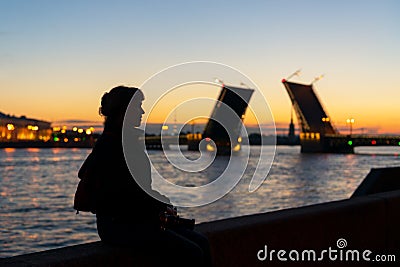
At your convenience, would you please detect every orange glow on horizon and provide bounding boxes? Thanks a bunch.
[3,80,400,135]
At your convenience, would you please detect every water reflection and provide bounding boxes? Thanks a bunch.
[179,146,400,223]
[355,146,400,156]
[150,150,229,187]
[4,148,16,153]
[1,146,400,257]
[0,148,97,258]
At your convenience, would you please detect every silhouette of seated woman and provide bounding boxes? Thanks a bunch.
[76,86,211,266]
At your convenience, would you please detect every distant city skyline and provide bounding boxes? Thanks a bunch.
[0,109,388,138]
[1,1,399,134]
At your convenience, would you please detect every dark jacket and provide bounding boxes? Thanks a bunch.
[78,128,169,225]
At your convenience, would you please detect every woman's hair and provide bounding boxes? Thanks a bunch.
[100,86,142,117]
[100,86,143,130]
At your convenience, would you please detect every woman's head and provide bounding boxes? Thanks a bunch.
[100,86,144,129]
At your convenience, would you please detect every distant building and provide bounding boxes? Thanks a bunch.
[0,112,52,142]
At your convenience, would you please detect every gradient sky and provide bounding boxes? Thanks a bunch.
[1,1,399,134]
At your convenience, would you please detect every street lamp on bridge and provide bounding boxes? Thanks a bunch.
[346,118,355,135]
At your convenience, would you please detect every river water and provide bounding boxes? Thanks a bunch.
[1,146,400,258]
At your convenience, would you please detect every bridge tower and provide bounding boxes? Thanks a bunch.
[287,109,296,144]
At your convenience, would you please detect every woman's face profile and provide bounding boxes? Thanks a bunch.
[131,98,145,127]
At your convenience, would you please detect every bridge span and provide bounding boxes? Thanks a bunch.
[300,133,400,153]
[282,78,400,153]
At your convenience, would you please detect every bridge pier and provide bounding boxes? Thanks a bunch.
[300,134,354,153]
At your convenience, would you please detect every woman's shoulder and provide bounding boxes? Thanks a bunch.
[96,131,121,146]
[89,132,123,160]
[91,127,145,161]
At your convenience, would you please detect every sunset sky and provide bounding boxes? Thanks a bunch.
[1,1,399,134]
